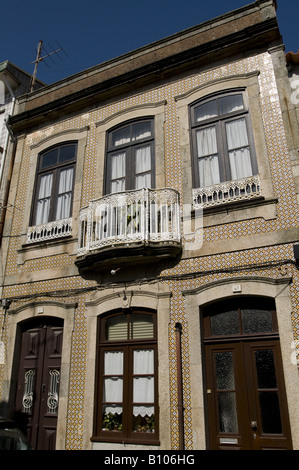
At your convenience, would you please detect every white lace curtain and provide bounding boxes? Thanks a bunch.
[226,118,252,180]
[35,173,53,225]
[196,118,252,188]
[35,168,73,225]
[103,349,154,417]
[111,153,126,193]
[110,121,152,192]
[56,168,74,220]
[135,145,151,189]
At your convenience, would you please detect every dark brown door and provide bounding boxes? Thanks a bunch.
[15,318,63,450]
[203,298,292,450]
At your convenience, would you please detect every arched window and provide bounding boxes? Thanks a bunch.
[105,119,155,194]
[190,91,257,189]
[93,309,159,444]
[31,142,77,226]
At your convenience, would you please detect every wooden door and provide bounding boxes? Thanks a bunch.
[203,298,292,450]
[15,318,63,450]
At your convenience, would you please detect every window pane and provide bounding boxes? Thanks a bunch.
[218,392,238,433]
[102,406,123,431]
[104,351,124,374]
[210,309,240,336]
[111,152,125,178]
[133,410,155,433]
[133,377,154,403]
[135,146,151,173]
[198,155,220,187]
[131,314,154,339]
[59,144,76,162]
[136,173,151,189]
[132,122,152,141]
[226,118,252,180]
[228,147,252,180]
[226,118,249,150]
[135,146,152,189]
[41,149,58,168]
[255,350,277,389]
[105,316,127,340]
[242,309,273,334]
[195,100,218,122]
[215,352,235,390]
[133,349,154,374]
[112,127,130,147]
[220,94,244,115]
[103,377,123,402]
[196,126,217,157]
[35,173,53,225]
[56,168,74,220]
[259,392,282,434]
[110,152,126,193]
[196,126,220,187]
[133,349,155,432]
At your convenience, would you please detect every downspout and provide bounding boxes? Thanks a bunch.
[175,322,184,450]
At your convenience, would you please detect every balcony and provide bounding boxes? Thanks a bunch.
[27,217,72,243]
[76,188,181,269]
[193,175,261,208]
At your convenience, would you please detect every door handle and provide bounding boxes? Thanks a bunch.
[250,420,257,430]
[42,384,46,393]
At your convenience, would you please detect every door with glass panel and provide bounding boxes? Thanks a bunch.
[15,318,63,450]
[203,298,292,450]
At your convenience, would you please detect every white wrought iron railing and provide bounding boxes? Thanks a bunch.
[27,217,72,243]
[192,175,261,208]
[77,188,181,257]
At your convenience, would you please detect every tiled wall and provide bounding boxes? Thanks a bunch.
[1,50,299,449]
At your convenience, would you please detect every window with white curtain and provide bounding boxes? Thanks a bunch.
[190,91,257,189]
[105,120,154,194]
[95,310,159,444]
[31,143,77,226]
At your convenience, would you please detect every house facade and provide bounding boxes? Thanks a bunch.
[0,0,298,450]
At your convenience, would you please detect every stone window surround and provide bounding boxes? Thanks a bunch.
[17,126,88,265]
[83,285,172,451]
[175,71,277,224]
[94,100,167,201]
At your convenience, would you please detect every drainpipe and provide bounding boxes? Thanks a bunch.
[175,322,184,450]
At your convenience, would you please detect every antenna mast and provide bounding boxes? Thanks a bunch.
[30,40,63,92]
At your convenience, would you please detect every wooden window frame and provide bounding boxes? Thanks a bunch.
[104,119,155,194]
[202,297,278,341]
[93,309,159,445]
[30,142,77,226]
[190,90,258,189]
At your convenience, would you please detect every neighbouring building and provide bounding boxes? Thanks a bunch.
[0,61,44,263]
[0,0,298,450]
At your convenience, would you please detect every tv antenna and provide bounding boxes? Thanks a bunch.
[30,40,67,92]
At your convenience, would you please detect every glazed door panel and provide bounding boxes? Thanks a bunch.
[15,320,63,450]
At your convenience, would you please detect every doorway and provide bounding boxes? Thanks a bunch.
[202,297,292,450]
[15,317,63,450]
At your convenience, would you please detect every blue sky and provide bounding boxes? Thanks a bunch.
[1,0,298,85]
